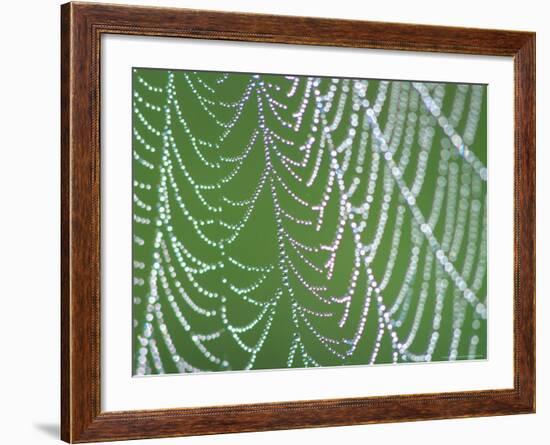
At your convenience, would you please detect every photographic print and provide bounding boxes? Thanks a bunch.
[132,68,487,375]
[61,5,536,440]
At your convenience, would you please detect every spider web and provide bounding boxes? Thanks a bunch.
[132,69,487,375]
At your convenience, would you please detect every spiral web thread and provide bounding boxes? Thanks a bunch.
[132,68,487,375]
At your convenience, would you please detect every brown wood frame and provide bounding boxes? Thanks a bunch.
[61,1,536,442]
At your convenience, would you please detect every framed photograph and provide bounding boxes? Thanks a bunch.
[61,2,535,442]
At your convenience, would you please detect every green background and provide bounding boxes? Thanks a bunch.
[132,68,487,375]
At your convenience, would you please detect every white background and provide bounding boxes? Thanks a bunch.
[103,35,514,410]
[0,0,545,444]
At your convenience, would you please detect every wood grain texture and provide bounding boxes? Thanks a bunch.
[60,2,536,442]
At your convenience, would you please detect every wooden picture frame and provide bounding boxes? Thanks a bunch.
[61,1,536,442]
